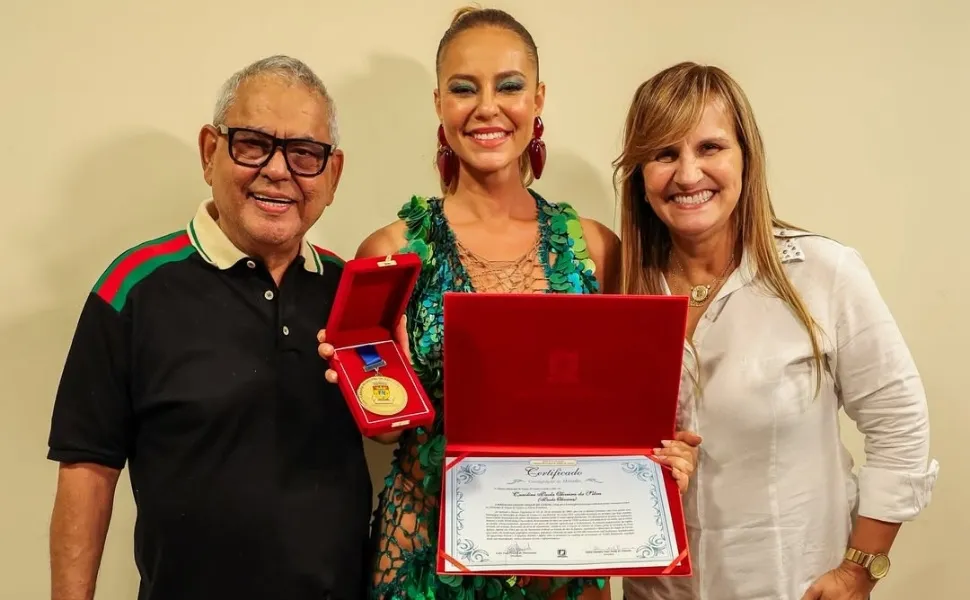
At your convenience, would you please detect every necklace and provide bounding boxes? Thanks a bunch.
[672,251,735,307]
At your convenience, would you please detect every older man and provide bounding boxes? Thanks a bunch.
[47,56,373,600]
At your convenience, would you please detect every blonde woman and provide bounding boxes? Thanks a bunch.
[316,8,701,600]
[614,62,939,600]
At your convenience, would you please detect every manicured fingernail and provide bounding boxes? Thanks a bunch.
[661,440,672,447]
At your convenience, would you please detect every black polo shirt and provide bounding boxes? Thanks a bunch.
[47,199,373,600]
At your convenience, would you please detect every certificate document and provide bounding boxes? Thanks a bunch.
[442,455,679,572]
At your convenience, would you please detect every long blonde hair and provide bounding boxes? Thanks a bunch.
[613,62,824,393]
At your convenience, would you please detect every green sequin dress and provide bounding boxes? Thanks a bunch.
[369,190,605,600]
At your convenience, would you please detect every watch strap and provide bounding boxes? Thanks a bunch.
[844,547,873,567]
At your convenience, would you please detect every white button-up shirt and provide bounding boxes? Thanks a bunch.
[624,229,939,600]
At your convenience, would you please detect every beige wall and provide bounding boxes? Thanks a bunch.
[2,1,966,598]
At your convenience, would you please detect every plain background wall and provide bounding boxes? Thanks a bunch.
[2,0,966,598]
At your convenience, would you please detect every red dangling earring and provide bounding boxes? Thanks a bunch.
[436,125,458,187]
[527,116,547,179]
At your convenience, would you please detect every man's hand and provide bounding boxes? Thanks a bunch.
[317,315,411,445]
[801,562,875,600]
[317,315,410,384]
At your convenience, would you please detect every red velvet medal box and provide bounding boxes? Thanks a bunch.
[324,253,434,437]
[437,291,691,579]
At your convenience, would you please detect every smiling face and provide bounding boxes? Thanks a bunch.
[641,100,743,244]
[198,73,343,258]
[434,26,544,183]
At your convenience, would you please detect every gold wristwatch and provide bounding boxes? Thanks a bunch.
[844,547,891,580]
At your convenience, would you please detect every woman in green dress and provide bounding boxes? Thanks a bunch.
[319,7,700,599]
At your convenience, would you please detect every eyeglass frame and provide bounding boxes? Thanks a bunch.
[213,123,337,177]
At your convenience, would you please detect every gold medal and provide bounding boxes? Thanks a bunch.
[356,375,408,416]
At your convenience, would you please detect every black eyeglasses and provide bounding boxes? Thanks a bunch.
[215,124,335,177]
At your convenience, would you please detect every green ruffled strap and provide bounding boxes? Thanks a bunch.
[535,195,599,294]
[397,195,435,260]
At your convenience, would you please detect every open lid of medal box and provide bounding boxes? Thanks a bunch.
[437,291,692,578]
[324,252,434,436]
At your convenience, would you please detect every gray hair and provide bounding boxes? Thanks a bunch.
[212,55,339,146]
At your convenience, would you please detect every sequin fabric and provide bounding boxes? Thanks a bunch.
[368,190,603,600]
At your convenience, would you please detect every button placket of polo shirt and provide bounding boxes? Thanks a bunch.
[264,285,290,345]
[270,287,292,348]
[235,256,276,301]
[239,256,284,327]
[274,266,309,351]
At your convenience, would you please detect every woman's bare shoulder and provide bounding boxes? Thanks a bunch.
[356,220,409,259]
[579,217,620,253]
[578,217,621,293]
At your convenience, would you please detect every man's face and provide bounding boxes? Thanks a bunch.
[199,74,343,256]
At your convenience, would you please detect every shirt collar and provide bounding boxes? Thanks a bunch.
[736,225,810,284]
[186,198,325,274]
[664,226,812,307]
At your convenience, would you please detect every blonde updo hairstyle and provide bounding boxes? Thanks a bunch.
[433,6,541,195]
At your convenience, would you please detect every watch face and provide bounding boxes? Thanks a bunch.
[869,554,891,579]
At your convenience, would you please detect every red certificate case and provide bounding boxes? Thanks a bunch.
[324,253,434,437]
[437,292,691,579]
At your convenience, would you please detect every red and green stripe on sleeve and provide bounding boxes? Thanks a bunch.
[93,231,197,312]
